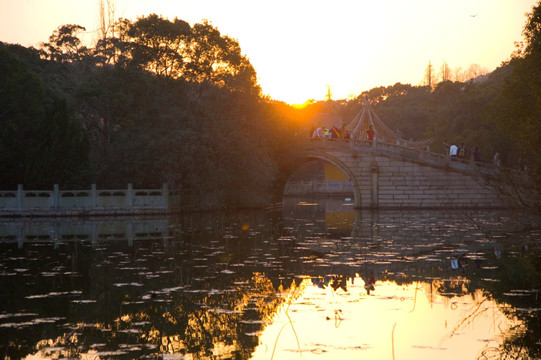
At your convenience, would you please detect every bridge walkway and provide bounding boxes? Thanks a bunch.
[303,138,500,177]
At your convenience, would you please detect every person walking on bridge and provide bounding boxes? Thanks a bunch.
[312,127,325,140]
[366,126,375,143]
[449,143,458,158]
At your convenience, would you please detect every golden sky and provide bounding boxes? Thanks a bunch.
[0,0,538,104]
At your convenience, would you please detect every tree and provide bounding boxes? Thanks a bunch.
[439,61,451,82]
[353,83,433,141]
[422,61,435,90]
[497,2,541,166]
[486,2,541,210]
[76,67,145,178]
[39,24,89,63]
[184,21,260,94]
[24,99,90,188]
[122,14,191,78]
[98,0,117,41]
[112,15,260,94]
[522,1,541,56]
[94,0,119,66]
[0,46,44,187]
[1,45,90,189]
[2,14,278,208]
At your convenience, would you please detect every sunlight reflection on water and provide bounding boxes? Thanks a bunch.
[252,276,515,360]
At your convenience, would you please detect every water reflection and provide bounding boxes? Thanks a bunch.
[0,199,539,359]
[252,277,515,360]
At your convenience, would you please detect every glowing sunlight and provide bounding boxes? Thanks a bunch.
[0,0,537,104]
[252,276,517,360]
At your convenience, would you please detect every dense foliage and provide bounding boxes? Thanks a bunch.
[340,69,514,162]
[1,4,541,210]
[0,15,300,209]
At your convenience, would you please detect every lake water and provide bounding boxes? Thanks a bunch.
[0,198,540,360]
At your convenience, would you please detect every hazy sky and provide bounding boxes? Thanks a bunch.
[0,0,538,104]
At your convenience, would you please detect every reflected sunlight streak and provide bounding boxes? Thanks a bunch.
[251,276,517,360]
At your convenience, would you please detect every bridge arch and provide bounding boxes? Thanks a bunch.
[302,149,363,208]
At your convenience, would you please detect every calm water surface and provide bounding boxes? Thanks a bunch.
[0,198,540,360]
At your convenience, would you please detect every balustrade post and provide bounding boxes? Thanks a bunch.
[162,183,169,209]
[53,184,59,209]
[17,184,23,210]
[370,160,379,208]
[91,184,97,208]
[127,183,133,208]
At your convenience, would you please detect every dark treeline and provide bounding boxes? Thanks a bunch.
[1,4,541,210]
[0,14,300,209]
[341,69,513,162]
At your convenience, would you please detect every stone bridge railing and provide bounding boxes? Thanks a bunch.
[303,138,499,176]
[0,183,181,217]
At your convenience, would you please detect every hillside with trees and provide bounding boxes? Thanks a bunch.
[1,2,541,211]
[0,14,301,209]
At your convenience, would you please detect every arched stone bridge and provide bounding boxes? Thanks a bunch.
[285,139,518,209]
